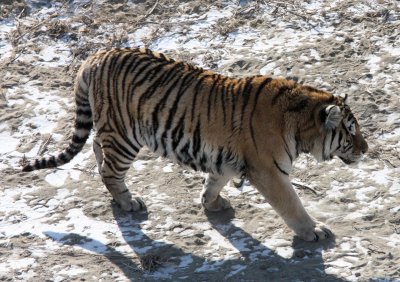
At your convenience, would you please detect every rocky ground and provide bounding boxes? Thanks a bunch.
[0,0,399,281]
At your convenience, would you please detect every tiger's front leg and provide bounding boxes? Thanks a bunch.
[201,173,231,211]
[248,168,332,242]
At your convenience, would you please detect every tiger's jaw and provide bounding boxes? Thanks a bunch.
[337,154,364,165]
[339,156,355,165]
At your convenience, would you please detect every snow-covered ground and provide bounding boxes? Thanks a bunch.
[0,0,399,281]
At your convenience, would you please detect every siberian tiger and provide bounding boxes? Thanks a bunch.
[22,48,368,242]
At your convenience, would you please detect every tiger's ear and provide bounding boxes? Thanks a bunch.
[321,105,342,130]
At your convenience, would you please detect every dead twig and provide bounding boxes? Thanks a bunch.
[139,253,165,272]
[145,0,159,18]
[20,154,29,168]
[37,135,52,156]
[367,245,386,255]
[291,181,320,196]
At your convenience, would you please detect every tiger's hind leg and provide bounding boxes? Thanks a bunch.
[99,140,145,212]
[201,173,231,212]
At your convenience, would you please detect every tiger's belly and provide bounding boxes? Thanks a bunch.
[144,134,245,176]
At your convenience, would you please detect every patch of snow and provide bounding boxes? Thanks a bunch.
[194,259,225,273]
[55,265,87,276]
[0,258,36,274]
[132,160,148,171]
[355,186,376,201]
[262,238,294,259]
[0,131,19,154]
[367,55,381,74]
[260,62,276,75]
[225,264,247,279]
[163,163,173,173]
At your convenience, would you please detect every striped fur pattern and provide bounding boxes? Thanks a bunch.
[22,48,368,242]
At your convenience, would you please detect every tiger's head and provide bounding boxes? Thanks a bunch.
[317,94,368,164]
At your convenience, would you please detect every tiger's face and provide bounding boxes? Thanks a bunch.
[320,94,368,164]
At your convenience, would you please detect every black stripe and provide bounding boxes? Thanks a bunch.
[220,79,229,125]
[75,93,90,106]
[191,74,212,123]
[160,71,197,154]
[164,71,197,131]
[151,68,188,126]
[229,82,237,131]
[135,61,171,87]
[22,165,33,172]
[114,53,136,135]
[127,56,157,103]
[66,147,76,156]
[179,141,192,165]
[149,66,188,151]
[58,153,68,162]
[72,135,87,144]
[102,151,132,168]
[274,159,289,176]
[249,77,272,150]
[33,159,40,169]
[295,134,301,157]
[192,120,201,158]
[136,62,175,113]
[287,98,308,112]
[105,53,121,131]
[322,133,328,159]
[272,85,289,105]
[156,62,186,87]
[207,75,220,122]
[283,139,293,163]
[48,156,57,168]
[240,77,254,130]
[337,131,343,151]
[200,152,208,172]
[111,139,137,159]
[75,120,93,130]
[70,142,83,150]
[159,52,167,61]
[76,108,92,116]
[214,77,228,121]
[330,129,336,150]
[216,147,224,174]
[171,111,186,151]
[102,174,125,181]
[103,158,120,176]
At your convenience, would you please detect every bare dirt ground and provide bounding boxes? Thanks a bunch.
[0,0,399,281]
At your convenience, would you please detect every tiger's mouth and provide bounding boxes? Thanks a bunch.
[338,154,365,165]
[339,157,355,165]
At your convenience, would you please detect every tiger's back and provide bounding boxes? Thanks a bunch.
[22,47,368,242]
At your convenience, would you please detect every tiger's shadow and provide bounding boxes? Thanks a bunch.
[46,203,345,281]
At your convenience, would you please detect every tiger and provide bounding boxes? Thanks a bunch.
[22,47,368,242]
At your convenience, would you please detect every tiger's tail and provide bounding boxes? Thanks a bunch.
[22,70,92,172]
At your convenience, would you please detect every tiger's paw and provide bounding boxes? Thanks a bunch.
[202,195,231,212]
[118,197,146,212]
[297,222,333,242]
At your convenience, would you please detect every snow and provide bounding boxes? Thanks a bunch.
[0,0,399,280]
[0,131,20,154]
